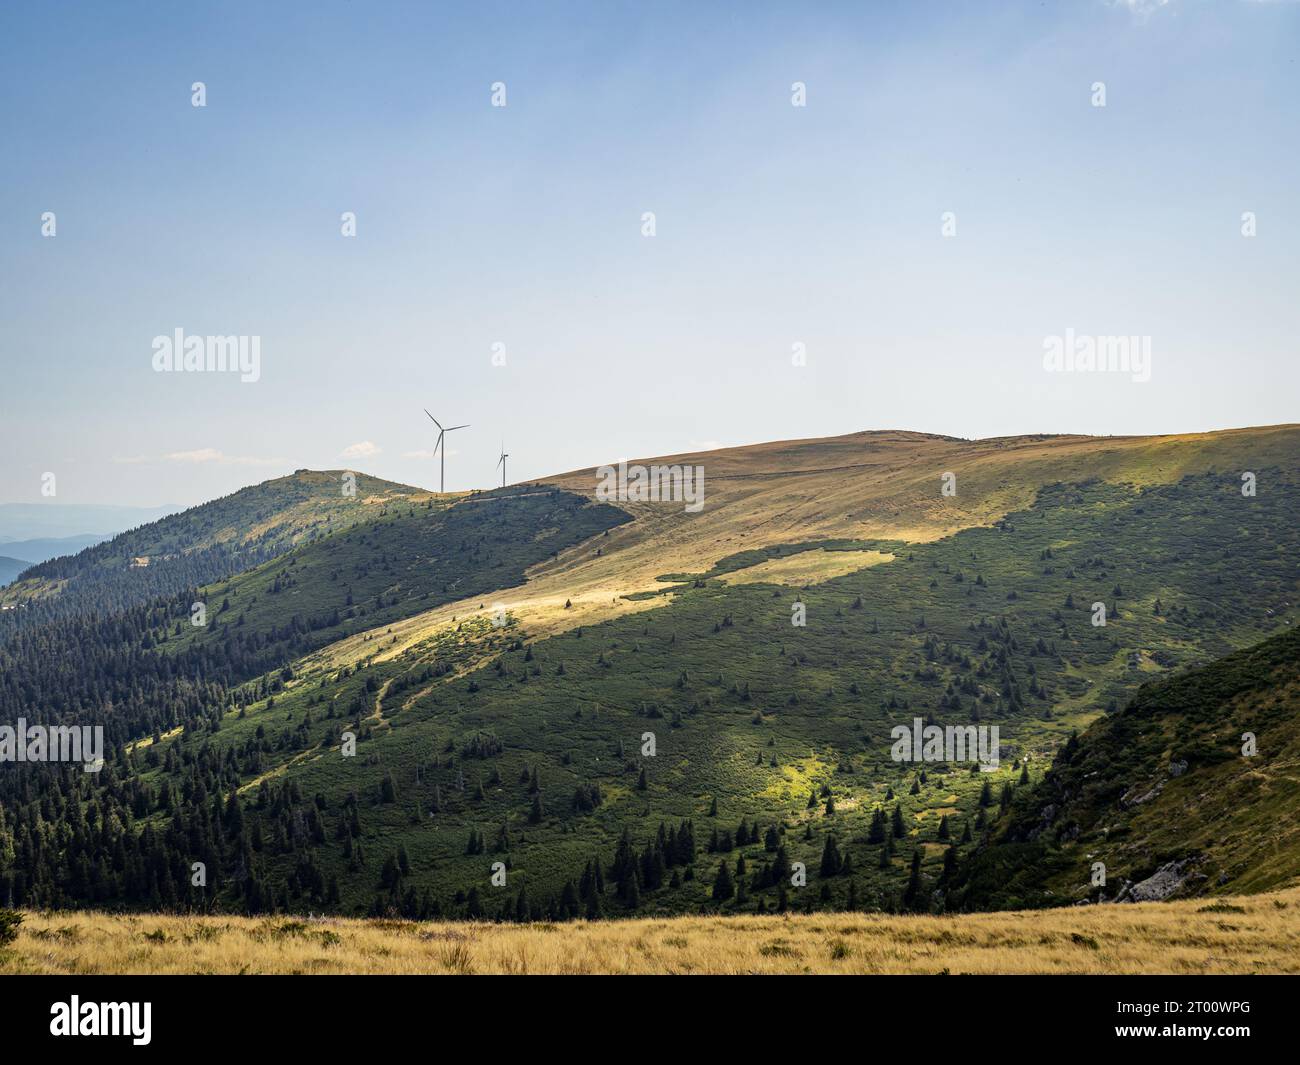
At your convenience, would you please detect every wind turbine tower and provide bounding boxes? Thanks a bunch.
[423,410,469,493]
[496,441,510,488]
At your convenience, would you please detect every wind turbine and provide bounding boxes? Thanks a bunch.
[423,410,469,493]
[496,440,510,488]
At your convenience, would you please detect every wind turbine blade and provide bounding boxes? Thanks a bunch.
[432,432,444,456]
[496,454,504,469]
[424,410,444,431]
[445,424,470,432]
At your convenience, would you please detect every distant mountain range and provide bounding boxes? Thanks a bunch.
[0,533,114,569]
[0,502,181,543]
[0,503,184,585]
[0,557,29,587]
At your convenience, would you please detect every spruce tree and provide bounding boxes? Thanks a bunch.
[712,860,735,902]
[902,849,924,911]
[819,834,842,877]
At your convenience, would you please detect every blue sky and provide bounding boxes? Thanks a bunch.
[1,0,1297,506]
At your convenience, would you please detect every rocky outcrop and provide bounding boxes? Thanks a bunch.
[1118,859,1200,903]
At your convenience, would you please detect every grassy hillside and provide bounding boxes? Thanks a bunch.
[0,470,432,627]
[1,426,1297,925]
[330,424,1300,688]
[5,884,1299,974]
[6,457,1294,920]
[0,485,629,756]
[157,484,632,682]
[537,424,1300,606]
[954,626,1300,910]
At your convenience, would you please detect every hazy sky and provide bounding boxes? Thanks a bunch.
[2,0,1297,507]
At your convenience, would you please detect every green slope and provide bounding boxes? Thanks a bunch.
[0,470,430,629]
[2,438,1298,923]
[7,463,1291,920]
[952,626,1300,910]
[156,484,633,679]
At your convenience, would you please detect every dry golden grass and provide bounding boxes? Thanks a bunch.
[539,425,1300,595]
[7,887,1299,975]
[295,425,1300,684]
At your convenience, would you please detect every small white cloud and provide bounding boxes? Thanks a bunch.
[1108,0,1172,15]
[163,449,280,466]
[341,441,382,459]
[165,448,224,464]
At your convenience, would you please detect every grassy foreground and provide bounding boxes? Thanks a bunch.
[6,887,1300,975]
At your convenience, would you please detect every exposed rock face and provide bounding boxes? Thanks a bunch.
[1126,860,1195,902]
[1168,759,1189,778]
[1025,803,1057,840]
[1122,780,1164,807]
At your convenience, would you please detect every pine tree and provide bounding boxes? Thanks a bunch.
[868,806,886,844]
[902,849,924,911]
[819,834,843,877]
[712,860,734,902]
[941,845,958,883]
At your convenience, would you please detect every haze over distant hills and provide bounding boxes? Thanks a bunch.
[0,557,28,587]
[0,502,181,542]
[0,503,185,586]
[0,534,114,567]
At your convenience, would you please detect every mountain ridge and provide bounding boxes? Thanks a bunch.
[0,470,433,627]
